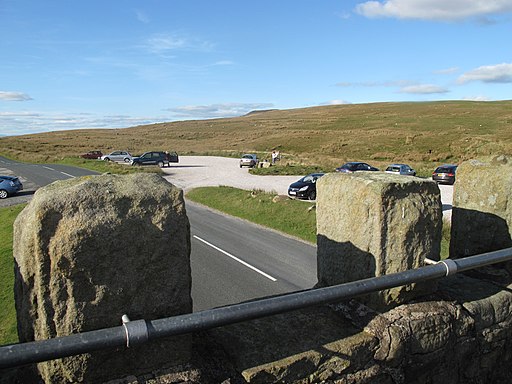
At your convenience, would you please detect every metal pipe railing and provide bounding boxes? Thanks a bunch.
[1,247,512,369]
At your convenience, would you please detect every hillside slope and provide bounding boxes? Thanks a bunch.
[1,101,511,170]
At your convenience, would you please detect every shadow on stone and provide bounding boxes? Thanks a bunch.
[450,208,512,281]
[316,235,377,286]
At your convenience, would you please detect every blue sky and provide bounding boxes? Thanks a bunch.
[1,0,512,136]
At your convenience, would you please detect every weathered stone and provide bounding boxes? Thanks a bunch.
[206,306,378,383]
[13,173,192,383]
[364,301,459,365]
[316,172,442,309]
[450,155,512,259]
[437,274,512,331]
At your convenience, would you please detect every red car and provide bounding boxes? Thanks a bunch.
[80,150,103,159]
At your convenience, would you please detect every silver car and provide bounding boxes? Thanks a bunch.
[385,164,416,176]
[239,154,258,168]
[100,150,133,162]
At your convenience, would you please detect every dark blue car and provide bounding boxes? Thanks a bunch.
[0,175,23,199]
[335,162,379,173]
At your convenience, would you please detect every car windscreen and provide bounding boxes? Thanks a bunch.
[435,167,456,173]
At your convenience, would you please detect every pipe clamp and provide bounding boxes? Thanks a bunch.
[439,259,458,276]
[122,315,149,348]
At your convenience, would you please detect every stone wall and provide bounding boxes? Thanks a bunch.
[6,160,512,384]
[12,174,192,383]
[200,272,512,383]
[316,172,442,310]
[450,155,512,259]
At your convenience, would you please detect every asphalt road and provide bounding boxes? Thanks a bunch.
[0,156,317,312]
[0,156,99,207]
[1,156,452,311]
[188,201,317,311]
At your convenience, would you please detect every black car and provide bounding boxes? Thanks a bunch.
[131,151,179,167]
[432,164,457,185]
[335,162,379,173]
[288,173,324,200]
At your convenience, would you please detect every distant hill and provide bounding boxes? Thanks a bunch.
[1,100,511,173]
[244,109,279,116]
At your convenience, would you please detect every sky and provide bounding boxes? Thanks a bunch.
[1,0,512,136]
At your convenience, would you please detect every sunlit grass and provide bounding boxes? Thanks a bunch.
[187,186,317,243]
[0,204,25,345]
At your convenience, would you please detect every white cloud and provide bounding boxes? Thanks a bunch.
[146,34,187,53]
[355,0,512,21]
[457,63,512,83]
[463,95,491,101]
[320,100,352,105]
[145,33,214,54]
[0,111,172,136]
[399,84,449,94]
[434,67,459,75]
[0,91,33,101]
[211,60,235,66]
[135,10,150,23]
[336,80,413,87]
[165,103,274,118]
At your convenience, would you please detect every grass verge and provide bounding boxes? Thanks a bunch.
[249,163,328,176]
[187,186,451,258]
[0,204,25,345]
[186,186,317,243]
[441,221,451,260]
[55,158,164,175]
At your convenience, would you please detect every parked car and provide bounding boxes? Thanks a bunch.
[385,164,416,176]
[131,151,179,167]
[432,164,457,185]
[288,173,324,200]
[80,150,103,159]
[240,154,258,168]
[101,150,133,162]
[335,162,379,173]
[0,175,23,199]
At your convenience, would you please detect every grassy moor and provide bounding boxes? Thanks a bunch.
[1,101,511,175]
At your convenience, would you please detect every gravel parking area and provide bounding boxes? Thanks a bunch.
[162,156,453,220]
[161,156,300,195]
[1,156,453,220]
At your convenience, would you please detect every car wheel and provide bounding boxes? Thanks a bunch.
[308,190,316,201]
[0,190,8,199]
[239,164,242,168]
[157,161,164,167]
[104,157,111,161]
[124,158,131,163]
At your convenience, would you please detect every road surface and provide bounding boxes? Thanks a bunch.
[0,156,317,311]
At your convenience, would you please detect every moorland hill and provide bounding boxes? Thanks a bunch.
[1,100,511,172]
